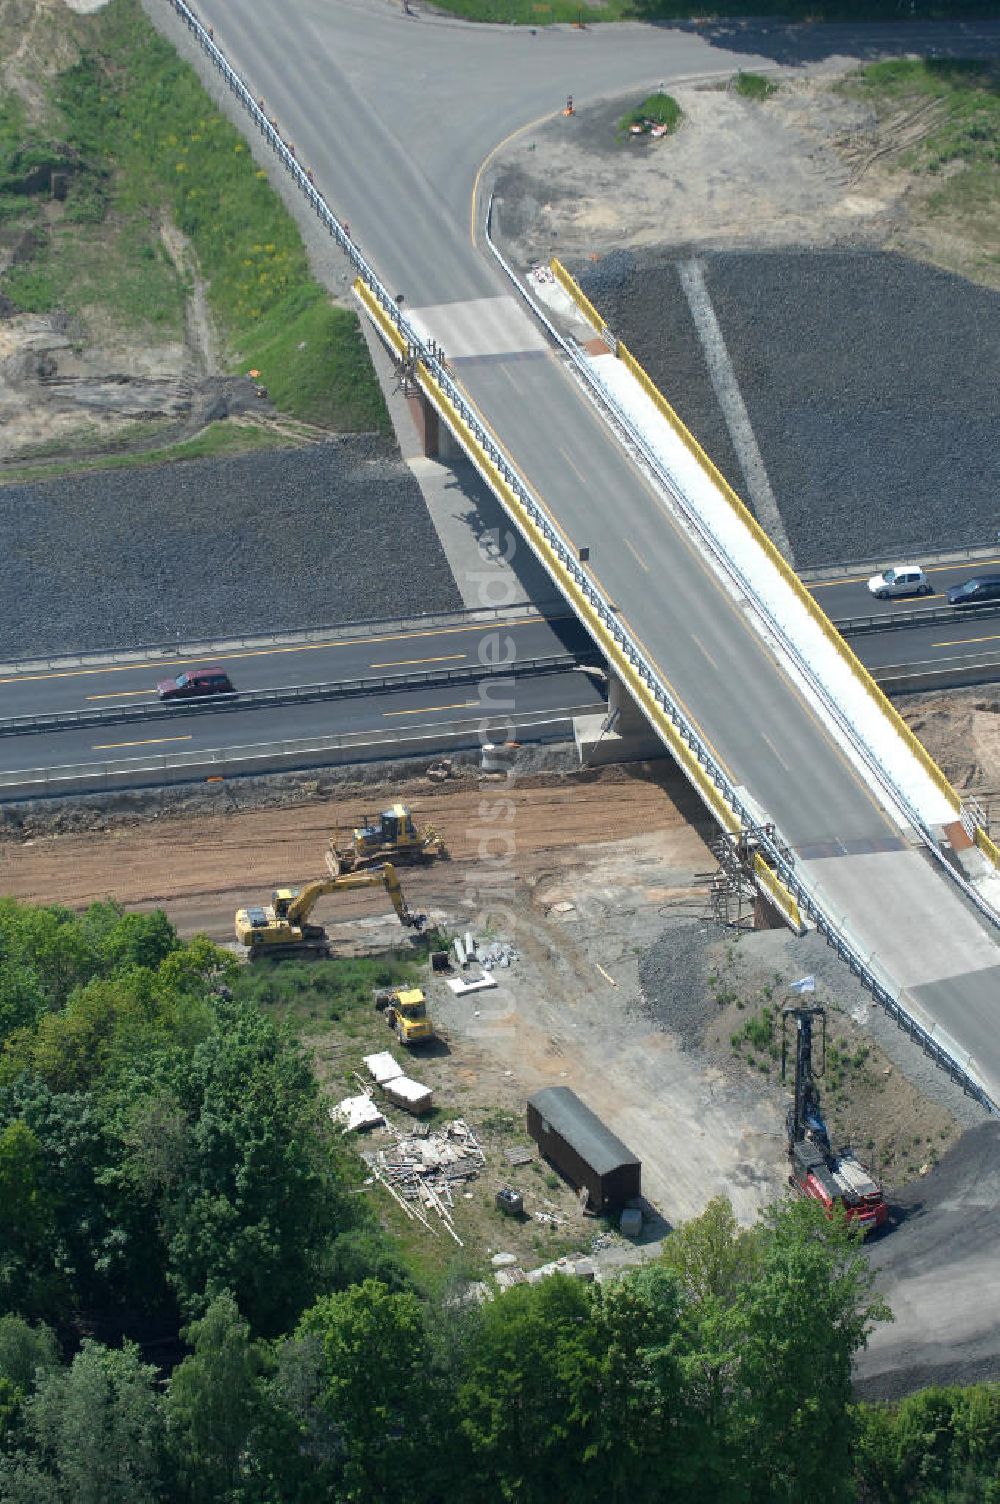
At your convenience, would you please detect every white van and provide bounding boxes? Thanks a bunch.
[866,565,932,601]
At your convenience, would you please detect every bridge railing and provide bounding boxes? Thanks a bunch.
[551,257,963,821]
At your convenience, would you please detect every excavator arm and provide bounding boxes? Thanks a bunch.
[285,863,424,930]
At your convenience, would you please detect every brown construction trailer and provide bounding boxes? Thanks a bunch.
[527,1086,641,1212]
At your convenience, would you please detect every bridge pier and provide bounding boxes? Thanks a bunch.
[406,391,440,458]
[573,668,664,767]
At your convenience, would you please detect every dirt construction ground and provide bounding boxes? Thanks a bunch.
[1,759,998,1397]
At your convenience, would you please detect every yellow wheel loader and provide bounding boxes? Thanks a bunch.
[374,985,434,1046]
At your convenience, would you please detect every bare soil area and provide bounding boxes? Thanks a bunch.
[0,760,977,1215]
[497,69,996,288]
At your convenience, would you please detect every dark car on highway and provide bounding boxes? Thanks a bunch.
[156,667,235,701]
[946,576,1000,608]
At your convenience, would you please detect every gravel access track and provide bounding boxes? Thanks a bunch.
[577,249,1000,568]
[857,1121,1000,1400]
[0,440,462,658]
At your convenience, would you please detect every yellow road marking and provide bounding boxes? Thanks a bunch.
[92,735,193,750]
[812,557,1000,589]
[470,108,561,248]
[0,616,558,689]
[932,631,1000,648]
[86,689,156,700]
[383,700,479,718]
[371,653,467,668]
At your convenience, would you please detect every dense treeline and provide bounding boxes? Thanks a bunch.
[0,900,996,1501]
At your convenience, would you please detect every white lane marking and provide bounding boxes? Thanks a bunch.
[760,730,791,772]
[690,633,718,669]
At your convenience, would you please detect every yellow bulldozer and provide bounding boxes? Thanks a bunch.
[327,803,445,877]
[234,862,426,960]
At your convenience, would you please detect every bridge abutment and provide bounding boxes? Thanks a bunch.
[574,668,663,767]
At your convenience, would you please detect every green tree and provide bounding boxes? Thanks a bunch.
[0,1340,166,1504]
[457,1275,604,1503]
[167,1291,271,1503]
[658,1195,759,1305]
[727,1198,891,1504]
[0,900,99,1014]
[295,1278,437,1503]
[162,1002,347,1334]
[0,1316,58,1443]
[854,1383,1000,1502]
[594,1264,691,1502]
[0,1078,164,1325]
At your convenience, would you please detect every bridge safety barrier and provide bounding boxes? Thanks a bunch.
[354,283,744,838]
[549,260,615,348]
[752,853,805,934]
[0,654,585,740]
[550,258,963,821]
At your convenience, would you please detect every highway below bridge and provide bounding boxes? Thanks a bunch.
[122,3,1000,1106]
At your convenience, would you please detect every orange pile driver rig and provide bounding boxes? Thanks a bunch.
[781,1002,888,1236]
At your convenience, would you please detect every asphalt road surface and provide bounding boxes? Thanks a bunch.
[40,3,1000,1115]
[0,613,587,719]
[141,0,1000,1397]
[0,668,602,780]
[813,555,1000,620]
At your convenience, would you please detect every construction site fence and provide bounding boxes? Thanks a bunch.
[0,603,566,679]
[0,708,585,803]
[0,655,585,740]
[161,8,998,1112]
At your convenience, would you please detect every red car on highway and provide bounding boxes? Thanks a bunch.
[156,667,235,701]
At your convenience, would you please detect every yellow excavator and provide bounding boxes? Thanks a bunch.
[327,803,446,876]
[234,862,426,959]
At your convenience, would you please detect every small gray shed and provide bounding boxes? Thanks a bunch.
[527,1086,641,1211]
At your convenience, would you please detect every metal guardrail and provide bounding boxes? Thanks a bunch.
[0,706,588,800]
[833,601,1000,637]
[0,602,566,678]
[874,652,1000,694]
[802,541,1000,583]
[0,655,585,739]
[161,2,998,1116]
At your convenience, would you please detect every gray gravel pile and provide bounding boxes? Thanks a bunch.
[0,439,462,657]
[857,1120,1000,1400]
[637,916,716,1051]
[576,248,999,568]
[704,251,1000,566]
[639,917,986,1130]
